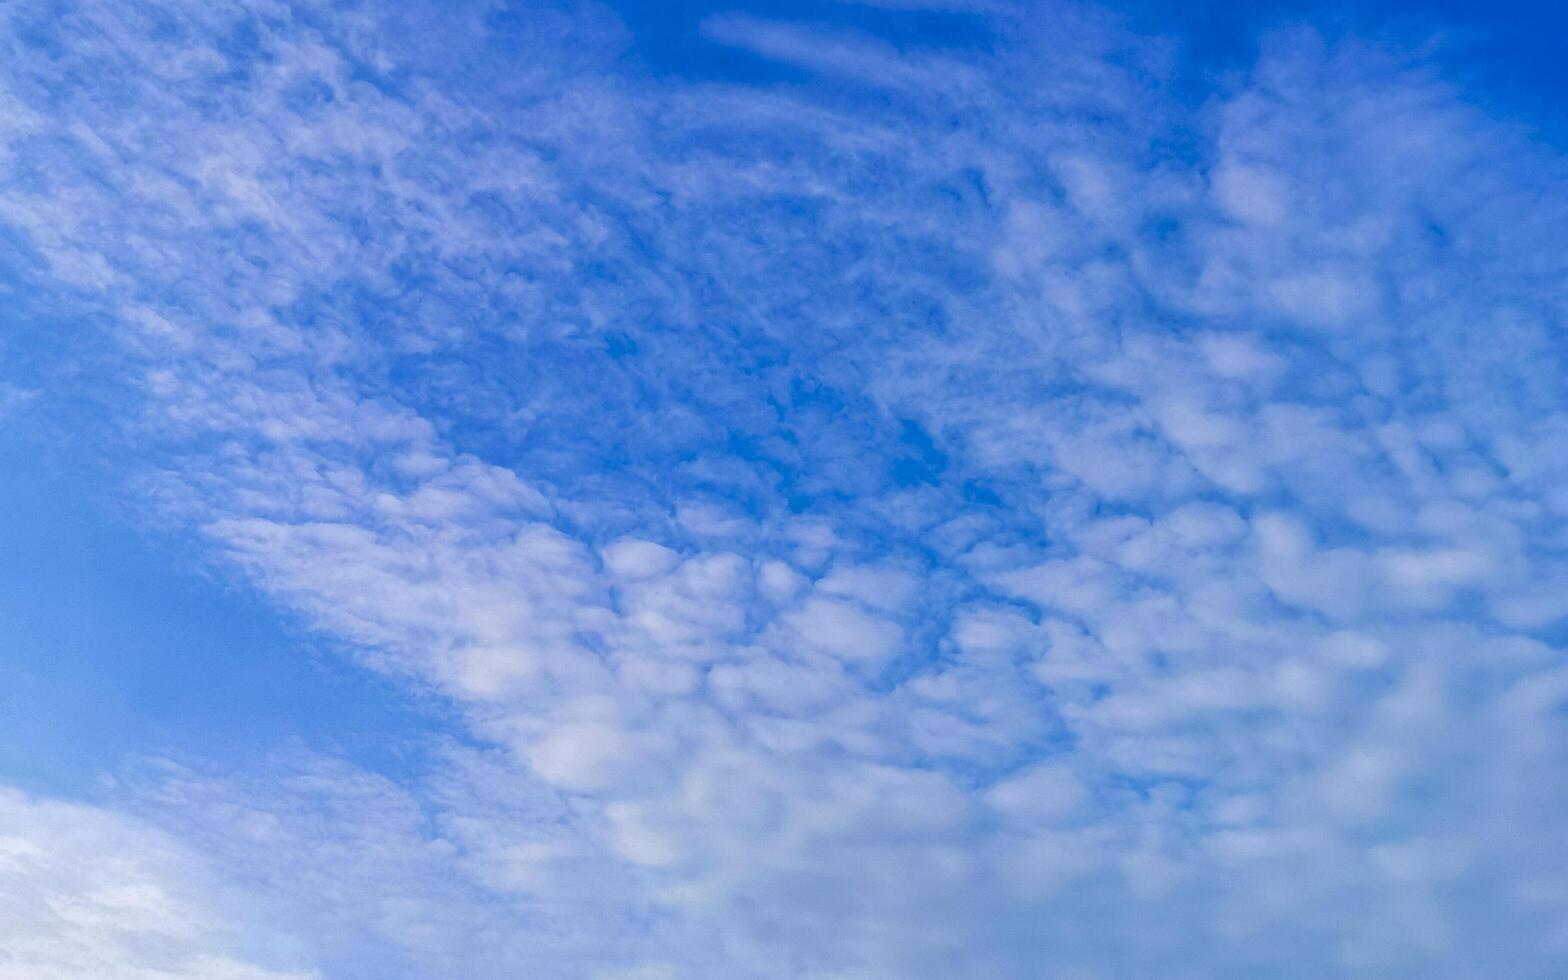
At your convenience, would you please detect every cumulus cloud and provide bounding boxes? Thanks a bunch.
[3,0,1568,976]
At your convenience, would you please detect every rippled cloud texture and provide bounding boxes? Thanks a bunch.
[4,1,1568,977]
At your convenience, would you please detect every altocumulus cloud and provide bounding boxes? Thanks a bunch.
[3,0,1568,977]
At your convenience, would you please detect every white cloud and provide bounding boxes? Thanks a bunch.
[0,789,314,980]
[3,1,1568,976]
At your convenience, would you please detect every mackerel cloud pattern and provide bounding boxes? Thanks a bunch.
[2,2,1568,977]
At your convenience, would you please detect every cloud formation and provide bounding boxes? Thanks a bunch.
[3,1,1568,976]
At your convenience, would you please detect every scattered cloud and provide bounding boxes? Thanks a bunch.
[3,0,1568,976]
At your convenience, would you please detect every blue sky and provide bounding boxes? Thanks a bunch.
[4,1,1568,977]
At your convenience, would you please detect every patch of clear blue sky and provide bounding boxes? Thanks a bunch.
[3,0,1565,797]
[611,0,1568,142]
[599,0,1564,78]
[0,277,440,798]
